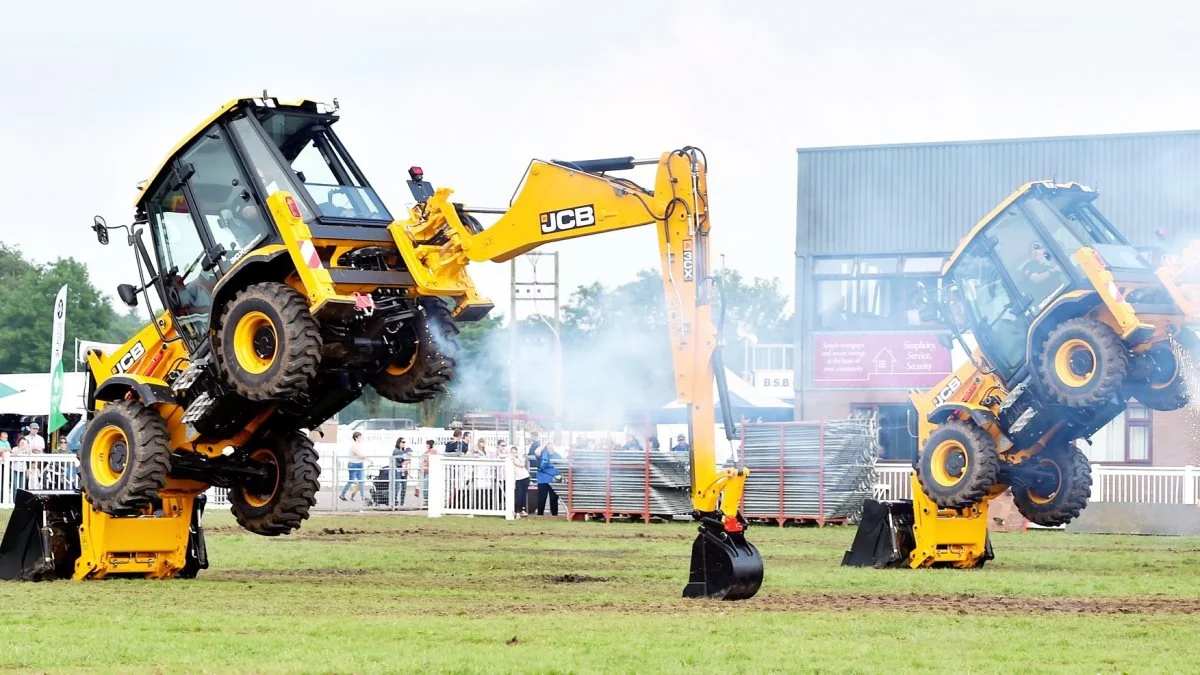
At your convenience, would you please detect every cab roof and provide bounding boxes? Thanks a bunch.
[133,96,339,209]
[942,180,1097,275]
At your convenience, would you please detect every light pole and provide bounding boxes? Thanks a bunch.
[534,314,564,445]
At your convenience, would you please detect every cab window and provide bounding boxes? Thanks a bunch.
[255,111,393,222]
[988,207,1067,312]
[146,181,211,344]
[947,244,1029,382]
[180,125,272,265]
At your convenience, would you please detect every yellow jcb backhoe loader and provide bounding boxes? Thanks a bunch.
[0,95,762,599]
[843,180,1200,568]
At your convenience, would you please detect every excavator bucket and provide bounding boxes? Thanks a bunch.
[841,499,916,568]
[683,520,764,600]
[0,490,84,581]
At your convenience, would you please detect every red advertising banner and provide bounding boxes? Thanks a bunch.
[813,333,951,389]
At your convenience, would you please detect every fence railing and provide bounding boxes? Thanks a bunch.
[0,454,231,508]
[11,453,1194,515]
[426,455,515,519]
[873,463,1200,505]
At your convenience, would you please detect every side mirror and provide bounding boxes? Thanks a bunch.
[93,216,109,245]
[936,334,953,350]
[117,283,139,308]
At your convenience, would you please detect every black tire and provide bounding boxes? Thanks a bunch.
[1012,442,1092,527]
[916,420,1000,509]
[214,281,322,402]
[229,431,320,536]
[370,297,459,404]
[1131,331,1198,411]
[78,399,172,515]
[1037,317,1127,409]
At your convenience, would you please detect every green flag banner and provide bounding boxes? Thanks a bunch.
[49,284,68,432]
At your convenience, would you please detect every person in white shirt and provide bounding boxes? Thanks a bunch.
[507,440,531,517]
[26,422,45,454]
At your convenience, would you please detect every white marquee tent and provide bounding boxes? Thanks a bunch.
[0,372,89,416]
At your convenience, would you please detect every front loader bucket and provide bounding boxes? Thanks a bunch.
[683,521,764,600]
[0,490,83,581]
[841,499,916,568]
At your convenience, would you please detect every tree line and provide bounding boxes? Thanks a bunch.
[0,243,142,374]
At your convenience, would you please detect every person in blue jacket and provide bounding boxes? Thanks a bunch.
[535,442,563,516]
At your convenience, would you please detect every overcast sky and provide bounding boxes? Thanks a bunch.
[5,1,1200,322]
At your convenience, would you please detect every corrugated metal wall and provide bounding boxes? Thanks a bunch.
[796,130,1200,256]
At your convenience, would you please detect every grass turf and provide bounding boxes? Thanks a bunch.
[1,509,1199,673]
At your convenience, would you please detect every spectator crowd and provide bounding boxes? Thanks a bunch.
[333,427,691,519]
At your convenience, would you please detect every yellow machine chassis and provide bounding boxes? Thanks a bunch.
[907,474,991,569]
[75,487,202,580]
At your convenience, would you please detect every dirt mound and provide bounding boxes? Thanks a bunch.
[545,574,610,584]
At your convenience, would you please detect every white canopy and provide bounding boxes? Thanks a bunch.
[0,372,89,416]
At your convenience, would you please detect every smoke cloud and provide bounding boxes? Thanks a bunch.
[443,314,675,433]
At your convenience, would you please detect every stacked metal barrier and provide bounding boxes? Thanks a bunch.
[554,451,692,521]
[739,419,879,525]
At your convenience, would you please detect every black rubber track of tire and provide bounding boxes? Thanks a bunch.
[371,298,460,404]
[916,420,1000,509]
[230,432,321,536]
[80,400,172,516]
[1038,316,1127,409]
[213,282,322,401]
[1132,379,1190,411]
[1013,444,1092,527]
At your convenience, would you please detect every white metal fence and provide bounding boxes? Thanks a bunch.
[873,463,1200,505]
[0,454,231,508]
[426,455,516,519]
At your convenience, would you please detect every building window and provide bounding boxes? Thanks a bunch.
[813,254,947,330]
[850,403,917,463]
[752,344,793,371]
[1124,404,1152,463]
[1082,404,1152,464]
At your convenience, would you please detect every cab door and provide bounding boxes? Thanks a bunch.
[145,123,274,347]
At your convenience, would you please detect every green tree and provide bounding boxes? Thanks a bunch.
[713,269,793,375]
[0,245,123,373]
[108,307,148,344]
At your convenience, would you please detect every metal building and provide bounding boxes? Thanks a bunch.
[793,129,1200,467]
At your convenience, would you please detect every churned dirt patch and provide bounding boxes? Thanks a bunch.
[415,592,1200,617]
[544,574,611,584]
[730,592,1200,615]
[206,568,371,581]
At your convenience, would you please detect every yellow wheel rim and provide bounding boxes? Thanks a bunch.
[1025,459,1062,505]
[1150,347,1180,390]
[929,439,968,487]
[385,342,419,377]
[89,425,129,487]
[1054,338,1097,388]
[242,448,280,508]
[233,310,277,375]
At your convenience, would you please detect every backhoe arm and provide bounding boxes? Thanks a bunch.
[388,149,763,600]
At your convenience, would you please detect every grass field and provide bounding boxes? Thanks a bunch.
[2,509,1200,674]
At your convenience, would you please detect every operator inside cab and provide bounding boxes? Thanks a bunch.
[1019,240,1063,301]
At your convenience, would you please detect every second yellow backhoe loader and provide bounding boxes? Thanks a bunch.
[0,95,761,600]
[843,180,1200,569]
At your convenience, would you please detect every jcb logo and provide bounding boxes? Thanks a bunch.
[111,341,146,375]
[682,240,694,281]
[540,205,596,234]
[933,376,962,406]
